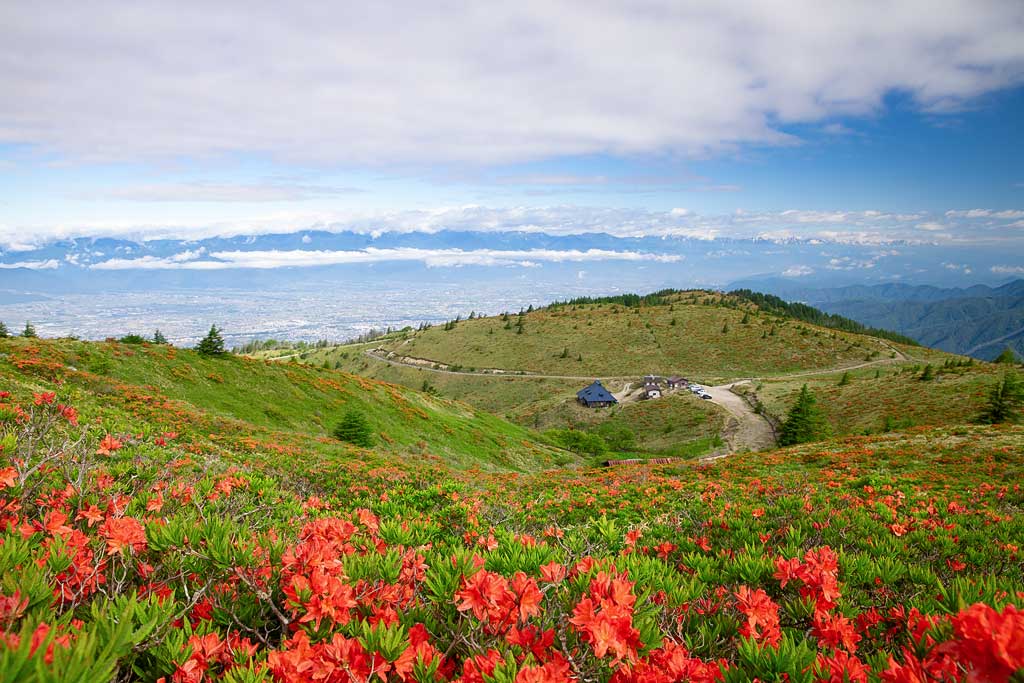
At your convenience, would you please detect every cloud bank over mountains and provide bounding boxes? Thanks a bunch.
[4,205,1023,253]
[3,1,1023,165]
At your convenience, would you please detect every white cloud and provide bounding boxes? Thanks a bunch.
[90,247,683,270]
[90,182,363,203]
[6,203,1024,250]
[826,256,878,270]
[782,265,814,277]
[943,262,972,274]
[0,259,60,269]
[991,265,1024,275]
[1,2,1023,166]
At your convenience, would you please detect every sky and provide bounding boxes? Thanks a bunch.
[1,1,1024,284]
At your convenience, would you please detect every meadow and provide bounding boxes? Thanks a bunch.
[744,360,1007,437]
[374,294,907,381]
[1,336,1022,681]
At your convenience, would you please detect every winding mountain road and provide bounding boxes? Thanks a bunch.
[357,347,913,453]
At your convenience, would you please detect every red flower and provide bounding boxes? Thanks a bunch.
[0,467,16,489]
[96,435,123,456]
[98,516,147,555]
[941,603,1024,682]
[734,586,782,647]
[816,651,869,682]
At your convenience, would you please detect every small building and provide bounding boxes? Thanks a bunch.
[577,380,618,408]
[667,376,686,390]
[643,374,661,384]
[642,382,662,400]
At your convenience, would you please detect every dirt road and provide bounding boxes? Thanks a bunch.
[703,382,776,452]
[349,347,918,454]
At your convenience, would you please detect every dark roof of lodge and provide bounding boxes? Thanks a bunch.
[667,376,685,383]
[577,380,617,404]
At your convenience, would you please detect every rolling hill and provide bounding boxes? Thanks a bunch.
[730,278,1024,362]
[2,331,1022,680]
[371,290,910,380]
[0,336,567,473]
[250,289,969,459]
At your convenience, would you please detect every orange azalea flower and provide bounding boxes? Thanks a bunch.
[0,467,16,489]
[98,516,147,555]
[76,504,104,527]
[32,392,56,405]
[96,435,123,456]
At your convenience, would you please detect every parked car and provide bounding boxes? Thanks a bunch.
[700,393,713,400]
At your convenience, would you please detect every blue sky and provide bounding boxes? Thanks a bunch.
[1,1,1023,281]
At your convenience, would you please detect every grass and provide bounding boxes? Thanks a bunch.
[253,341,728,457]
[372,291,911,380]
[741,360,1010,436]
[0,336,569,472]
[4,332,1023,680]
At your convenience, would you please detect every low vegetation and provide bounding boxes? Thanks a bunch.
[1,368,1021,680]
[373,291,907,380]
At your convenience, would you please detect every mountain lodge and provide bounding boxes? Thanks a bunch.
[577,380,617,408]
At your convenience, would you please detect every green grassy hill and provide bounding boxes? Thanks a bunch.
[249,289,974,459]
[0,337,567,472]
[738,358,1013,437]
[372,291,911,380]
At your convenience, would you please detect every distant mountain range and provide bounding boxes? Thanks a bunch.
[728,277,1024,361]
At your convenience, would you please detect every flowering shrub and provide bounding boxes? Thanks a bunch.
[2,345,1024,681]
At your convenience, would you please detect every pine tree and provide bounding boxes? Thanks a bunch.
[196,325,225,355]
[838,372,851,386]
[779,385,830,446]
[919,364,935,381]
[333,409,374,447]
[22,321,37,338]
[721,322,729,334]
[978,371,1023,424]
[152,329,168,344]
[560,347,569,359]
[741,312,750,324]
[994,347,1020,364]
[0,321,8,338]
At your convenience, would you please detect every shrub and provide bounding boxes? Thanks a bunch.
[978,371,1023,424]
[779,385,830,446]
[196,325,226,356]
[333,409,375,447]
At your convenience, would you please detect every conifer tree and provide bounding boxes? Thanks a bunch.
[333,409,374,447]
[978,371,1023,424]
[0,321,8,338]
[152,329,168,344]
[779,385,830,446]
[919,364,935,381]
[994,346,1020,364]
[838,372,851,386]
[196,325,225,355]
[22,321,37,338]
